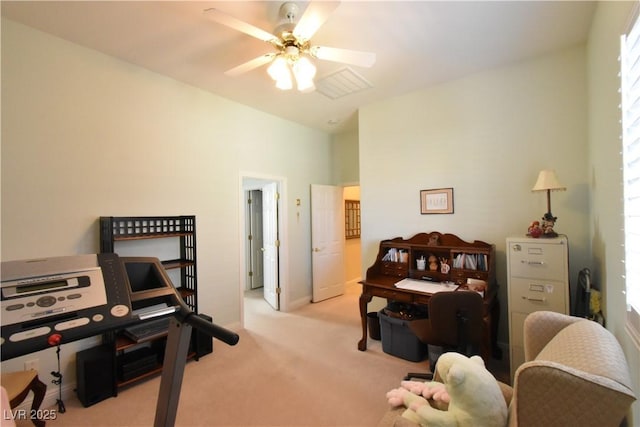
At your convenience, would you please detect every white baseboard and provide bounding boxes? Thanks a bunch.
[224,320,242,332]
[290,280,362,311]
[287,296,310,311]
[346,277,362,287]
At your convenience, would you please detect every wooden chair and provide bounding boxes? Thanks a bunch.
[405,290,484,377]
[1,370,47,427]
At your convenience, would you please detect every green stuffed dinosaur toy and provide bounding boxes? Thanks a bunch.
[386,352,507,427]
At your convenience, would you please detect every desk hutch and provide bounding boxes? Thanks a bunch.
[359,231,500,362]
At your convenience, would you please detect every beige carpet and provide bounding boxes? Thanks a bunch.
[38,285,436,426]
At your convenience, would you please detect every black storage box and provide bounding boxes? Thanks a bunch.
[367,312,381,340]
[117,347,158,381]
[379,310,428,362]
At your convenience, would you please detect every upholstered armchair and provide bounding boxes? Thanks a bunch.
[378,311,636,427]
[508,311,636,427]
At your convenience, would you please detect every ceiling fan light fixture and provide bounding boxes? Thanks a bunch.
[293,56,316,80]
[267,55,289,80]
[295,77,315,93]
[275,74,293,90]
[292,55,316,92]
[207,2,376,94]
[267,52,316,92]
[267,55,293,90]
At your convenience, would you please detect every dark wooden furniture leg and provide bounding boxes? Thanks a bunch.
[30,375,47,427]
[358,292,373,351]
[5,372,47,427]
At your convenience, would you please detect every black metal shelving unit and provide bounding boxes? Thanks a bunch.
[99,215,198,313]
[97,215,204,391]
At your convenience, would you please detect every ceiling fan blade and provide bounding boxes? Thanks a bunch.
[293,1,340,42]
[225,53,276,77]
[310,46,376,68]
[204,8,281,46]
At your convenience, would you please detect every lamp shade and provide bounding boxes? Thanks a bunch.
[267,53,316,92]
[532,169,566,192]
[292,56,316,92]
[267,56,289,81]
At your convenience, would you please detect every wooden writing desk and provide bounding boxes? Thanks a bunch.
[358,232,501,362]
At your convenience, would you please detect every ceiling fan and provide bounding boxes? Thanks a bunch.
[203,1,376,92]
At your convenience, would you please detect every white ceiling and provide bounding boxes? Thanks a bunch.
[1,1,596,134]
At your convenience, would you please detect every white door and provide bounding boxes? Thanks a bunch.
[262,182,279,310]
[248,190,264,290]
[311,184,345,302]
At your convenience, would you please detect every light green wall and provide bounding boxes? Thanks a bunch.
[587,1,639,422]
[1,18,332,380]
[360,45,590,345]
[358,3,639,420]
[331,127,360,185]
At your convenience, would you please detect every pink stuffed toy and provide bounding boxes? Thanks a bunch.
[386,353,507,427]
[402,380,450,405]
[387,380,450,410]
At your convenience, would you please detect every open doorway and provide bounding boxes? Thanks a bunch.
[240,175,286,324]
[343,185,361,289]
[246,189,264,291]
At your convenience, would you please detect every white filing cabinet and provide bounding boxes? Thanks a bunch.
[506,235,569,380]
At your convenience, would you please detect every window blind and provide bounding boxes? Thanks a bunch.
[621,5,640,348]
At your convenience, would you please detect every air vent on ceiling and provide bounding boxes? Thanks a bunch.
[315,67,373,100]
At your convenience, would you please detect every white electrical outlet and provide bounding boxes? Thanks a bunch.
[24,359,39,371]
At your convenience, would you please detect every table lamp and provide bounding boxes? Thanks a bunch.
[532,170,566,235]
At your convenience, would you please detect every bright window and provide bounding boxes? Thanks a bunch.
[620,6,640,348]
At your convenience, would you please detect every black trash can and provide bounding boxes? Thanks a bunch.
[367,312,381,340]
[378,310,428,362]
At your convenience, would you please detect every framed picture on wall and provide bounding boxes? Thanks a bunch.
[420,188,454,214]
